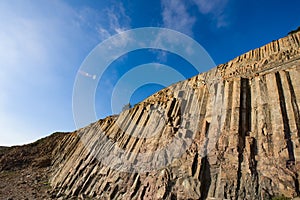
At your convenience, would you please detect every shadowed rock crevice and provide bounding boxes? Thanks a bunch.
[191,152,198,177]
[199,156,211,200]
[285,71,300,139]
[275,72,296,166]
[236,77,252,199]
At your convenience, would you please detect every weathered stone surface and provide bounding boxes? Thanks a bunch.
[48,31,300,200]
[2,31,300,200]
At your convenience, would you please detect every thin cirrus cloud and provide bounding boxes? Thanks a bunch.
[158,0,229,63]
[193,0,228,14]
[161,0,196,36]
[192,0,229,28]
[78,2,131,41]
[161,0,230,35]
[157,0,196,63]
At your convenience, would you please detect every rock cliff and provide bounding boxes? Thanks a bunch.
[49,31,300,199]
[1,31,300,200]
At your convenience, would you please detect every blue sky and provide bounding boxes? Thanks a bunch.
[0,0,299,146]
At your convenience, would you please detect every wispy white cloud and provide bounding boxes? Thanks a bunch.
[106,3,131,33]
[192,0,229,28]
[78,3,131,41]
[160,0,229,34]
[158,0,197,62]
[161,0,196,36]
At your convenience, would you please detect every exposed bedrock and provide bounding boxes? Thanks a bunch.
[50,32,300,199]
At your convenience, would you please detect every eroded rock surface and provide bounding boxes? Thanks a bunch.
[1,31,300,200]
[49,31,300,199]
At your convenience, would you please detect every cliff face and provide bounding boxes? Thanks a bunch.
[49,32,300,200]
[1,32,299,200]
[46,31,300,199]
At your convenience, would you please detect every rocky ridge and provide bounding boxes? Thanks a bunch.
[1,31,300,200]
[49,31,300,199]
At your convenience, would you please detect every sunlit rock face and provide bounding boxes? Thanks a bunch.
[50,31,300,200]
